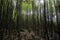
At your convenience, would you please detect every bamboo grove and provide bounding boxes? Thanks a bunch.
[0,0,60,40]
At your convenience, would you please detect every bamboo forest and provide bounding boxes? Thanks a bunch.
[0,0,60,40]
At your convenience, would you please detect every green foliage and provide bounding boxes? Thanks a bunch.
[21,1,32,10]
[12,8,17,22]
[0,0,60,26]
[21,2,27,10]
